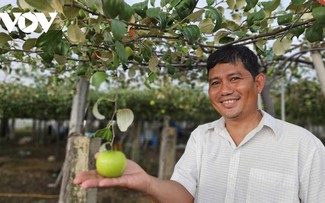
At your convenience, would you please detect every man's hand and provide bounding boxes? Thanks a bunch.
[74,159,151,192]
[73,159,194,203]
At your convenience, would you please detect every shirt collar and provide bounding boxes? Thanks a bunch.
[258,110,280,138]
[207,110,280,138]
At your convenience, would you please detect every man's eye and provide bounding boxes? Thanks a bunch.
[230,77,240,81]
[210,81,220,86]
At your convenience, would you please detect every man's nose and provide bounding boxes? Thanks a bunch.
[220,82,234,95]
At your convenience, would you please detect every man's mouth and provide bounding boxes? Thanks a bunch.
[220,99,239,104]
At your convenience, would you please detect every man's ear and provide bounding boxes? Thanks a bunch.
[255,73,265,94]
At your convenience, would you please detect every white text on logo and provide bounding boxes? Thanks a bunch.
[0,12,57,33]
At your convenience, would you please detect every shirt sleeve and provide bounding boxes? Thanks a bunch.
[171,131,199,197]
[299,138,325,202]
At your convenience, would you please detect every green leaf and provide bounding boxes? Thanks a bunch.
[17,0,33,10]
[119,2,135,21]
[22,38,36,51]
[132,0,148,18]
[111,20,127,40]
[0,32,12,45]
[116,108,134,132]
[235,0,246,9]
[305,24,323,43]
[290,25,305,38]
[91,71,107,89]
[115,41,127,63]
[102,0,124,18]
[312,7,325,24]
[39,52,53,63]
[25,0,61,12]
[261,0,280,12]
[54,40,70,56]
[63,7,79,19]
[160,0,170,7]
[76,66,88,76]
[49,0,63,13]
[147,71,157,83]
[199,18,214,34]
[167,64,176,75]
[291,0,306,5]
[206,0,215,6]
[146,7,162,18]
[272,37,292,56]
[36,30,63,53]
[214,29,231,44]
[95,127,112,142]
[128,65,137,77]
[244,0,258,12]
[174,0,197,20]
[148,54,158,73]
[141,46,152,62]
[233,31,246,38]
[85,0,104,14]
[277,13,293,25]
[54,54,67,64]
[205,6,222,31]
[247,10,266,26]
[67,24,86,44]
[219,36,235,44]
[170,0,181,7]
[185,10,204,21]
[226,0,235,9]
[181,25,200,44]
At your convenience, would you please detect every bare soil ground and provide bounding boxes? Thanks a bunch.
[0,133,155,203]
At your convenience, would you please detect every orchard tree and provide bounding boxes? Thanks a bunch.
[0,0,324,110]
[0,0,324,202]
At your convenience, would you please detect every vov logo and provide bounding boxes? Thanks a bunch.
[0,12,57,33]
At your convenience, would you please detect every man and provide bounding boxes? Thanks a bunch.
[74,45,325,202]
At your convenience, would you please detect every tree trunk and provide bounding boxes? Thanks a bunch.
[9,118,15,140]
[0,117,9,141]
[311,51,325,97]
[158,116,177,180]
[85,105,96,133]
[36,119,42,143]
[131,119,142,162]
[261,77,275,116]
[59,77,94,203]
[32,119,36,138]
[68,77,89,135]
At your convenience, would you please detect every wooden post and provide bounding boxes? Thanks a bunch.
[131,120,142,162]
[158,116,177,179]
[9,118,15,140]
[59,135,90,203]
[59,76,92,203]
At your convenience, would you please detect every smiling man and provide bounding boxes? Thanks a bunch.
[74,45,325,203]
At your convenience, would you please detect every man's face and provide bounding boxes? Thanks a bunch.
[208,61,264,121]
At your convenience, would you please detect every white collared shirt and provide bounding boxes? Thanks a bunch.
[171,111,325,203]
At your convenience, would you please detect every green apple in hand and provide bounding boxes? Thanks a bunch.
[96,151,127,178]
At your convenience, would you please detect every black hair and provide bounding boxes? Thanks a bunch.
[206,45,261,78]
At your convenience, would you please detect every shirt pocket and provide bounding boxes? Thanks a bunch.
[246,168,297,203]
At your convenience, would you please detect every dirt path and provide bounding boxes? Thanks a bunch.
[0,137,154,203]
